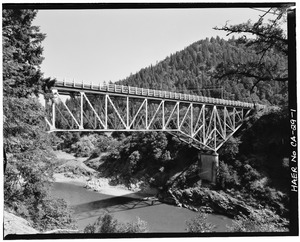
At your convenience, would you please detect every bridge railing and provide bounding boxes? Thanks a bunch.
[55,80,262,109]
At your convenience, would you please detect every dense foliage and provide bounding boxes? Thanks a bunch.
[217,108,290,214]
[3,97,75,231]
[98,132,198,189]
[227,209,288,232]
[54,132,120,158]
[3,9,75,232]
[84,212,148,233]
[186,213,216,233]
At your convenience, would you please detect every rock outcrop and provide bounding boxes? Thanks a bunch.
[158,187,253,218]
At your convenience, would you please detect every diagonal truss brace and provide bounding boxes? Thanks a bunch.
[46,88,255,152]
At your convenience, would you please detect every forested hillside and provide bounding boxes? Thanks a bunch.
[117,36,287,106]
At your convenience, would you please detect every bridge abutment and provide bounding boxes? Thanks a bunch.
[198,152,219,184]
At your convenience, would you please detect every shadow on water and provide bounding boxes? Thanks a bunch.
[51,182,233,232]
[73,195,161,221]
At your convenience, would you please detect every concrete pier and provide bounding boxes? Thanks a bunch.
[198,152,219,184]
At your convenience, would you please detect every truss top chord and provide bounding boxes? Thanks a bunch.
[56,80,264,109]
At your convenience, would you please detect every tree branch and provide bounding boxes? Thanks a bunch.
[215,69,288,83]
[214,25,288,45]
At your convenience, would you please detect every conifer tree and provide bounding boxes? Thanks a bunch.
[3,9,46,97]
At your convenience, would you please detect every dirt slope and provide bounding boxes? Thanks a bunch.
[3,211,39,237]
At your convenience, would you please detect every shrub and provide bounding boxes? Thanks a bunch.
[56,132,81,151]
[4,157,76,232]
[55,165,92,177]
[71,135,98,157]
[98,136,120,153]
[186,213,216,233]
[118,217,148,233]
[227,209,288,232]
[84,212,148,233]
[90,136,120,159]
[218,137,240,162]
[84,213,118,233]
[32,198,76,231]
[217,161,240,189]
[255,186,288,216]
[127,151,141,174]
[241,164,261,185]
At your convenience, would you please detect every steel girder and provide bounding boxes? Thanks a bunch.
[44,81,254,152]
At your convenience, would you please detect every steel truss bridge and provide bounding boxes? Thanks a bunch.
[45,80,263,152]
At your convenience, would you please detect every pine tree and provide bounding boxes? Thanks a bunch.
[3,9,47,97]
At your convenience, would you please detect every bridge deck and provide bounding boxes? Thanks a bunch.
[54,80,256,109]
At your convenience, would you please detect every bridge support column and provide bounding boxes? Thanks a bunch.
[198,152,219,184]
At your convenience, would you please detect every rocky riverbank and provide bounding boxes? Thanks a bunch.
[158,187,252,217]
[53,151,157,198]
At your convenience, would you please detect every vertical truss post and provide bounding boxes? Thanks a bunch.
[105,94,108,129]
[126,96,129,130]
[214,106,217,151]
[52,97,56,129]
[191,103,193,136]
[177,102,180,129]
[80,92,84,129]
[51,89,59,129]
[202,104,205,144]
[223,107,227,138]
[233,108,236,129]
[44,98,51,130]
[145,98,148,129]
[162,100,165,130]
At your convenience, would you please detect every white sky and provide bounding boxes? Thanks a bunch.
[33,7,277,85]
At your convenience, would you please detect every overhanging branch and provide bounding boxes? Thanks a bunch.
[215,70,288,83]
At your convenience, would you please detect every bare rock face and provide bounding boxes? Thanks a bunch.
[4,211,39,237]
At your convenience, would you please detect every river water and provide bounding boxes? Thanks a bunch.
[51,182,233,233]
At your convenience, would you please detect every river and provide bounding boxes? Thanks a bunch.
[51,182,233,233]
